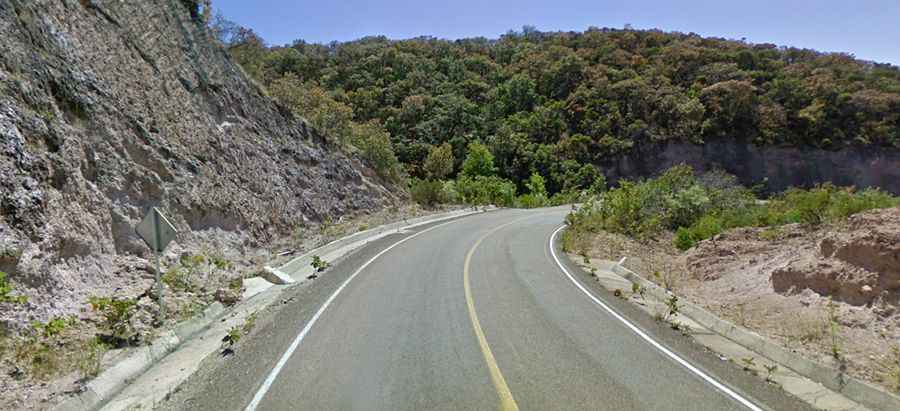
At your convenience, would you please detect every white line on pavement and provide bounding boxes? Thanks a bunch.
[548,225,763,411]
[245,217,470,411]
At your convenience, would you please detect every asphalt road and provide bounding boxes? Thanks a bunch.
[159,208,814,411]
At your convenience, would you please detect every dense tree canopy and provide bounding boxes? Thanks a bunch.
[216,23,900,194]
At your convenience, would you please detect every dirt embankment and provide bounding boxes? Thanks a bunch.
[681,207,900,388]
[582,206,900,393]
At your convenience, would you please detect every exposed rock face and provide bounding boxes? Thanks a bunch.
[0,0,394,324]
[600,139,900,195]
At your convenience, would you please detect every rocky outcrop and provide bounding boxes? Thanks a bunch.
[0,0,395,324]
[600,139,900,195]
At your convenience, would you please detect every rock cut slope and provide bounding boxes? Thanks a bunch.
[0,0,394,326]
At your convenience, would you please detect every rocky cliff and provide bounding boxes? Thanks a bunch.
[600,139,900,195]
[0,0,395,324]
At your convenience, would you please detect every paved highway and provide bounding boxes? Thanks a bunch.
[159,208,813,411]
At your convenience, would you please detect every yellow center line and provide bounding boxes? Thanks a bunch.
[463,216,539,411]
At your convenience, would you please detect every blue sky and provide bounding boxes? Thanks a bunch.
[214,0,900,66]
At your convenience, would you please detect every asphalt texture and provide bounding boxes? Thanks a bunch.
[158,208,815,411]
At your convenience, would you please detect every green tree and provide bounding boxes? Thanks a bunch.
[526,172,548,197]
[461,142,497,177]
[350,121,402,182]
[423,143,455,180]
[269,74,354,146]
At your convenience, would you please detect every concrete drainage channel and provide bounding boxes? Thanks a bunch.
[55,207,492,411]
[565,249,900,411]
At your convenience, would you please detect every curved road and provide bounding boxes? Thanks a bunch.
[160,208,812,411]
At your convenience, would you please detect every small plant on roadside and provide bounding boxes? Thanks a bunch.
[31,316,77,338]
[243,312,257,334]
[222,312,258,352]
[764,364,778,383]
[613,289,623,298]
[631,282,644,299]
[211,255,232,271]
[228,276,244,292]
[758,227,781,241]
[15,340,63,381]
[75,337,109,379]
[741,357,758,374]
[735,303,748,327]
[0,271,28,304]
[165,254,208,292]
[88,296,138,343]
[674,227,695,251]
[877,345,900,393]
[311,255,330,272]
[827,299,842,360]
[224,325,242,346]
[589,267,597,277]
[580,250,590,265]
[665,294,680,320]
[670,320,682,331]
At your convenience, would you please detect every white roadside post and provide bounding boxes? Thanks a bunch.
[135,207,178,322]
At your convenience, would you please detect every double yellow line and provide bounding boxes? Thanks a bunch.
[463,217,536,411]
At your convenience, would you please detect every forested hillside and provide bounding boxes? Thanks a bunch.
[216,23,900,194]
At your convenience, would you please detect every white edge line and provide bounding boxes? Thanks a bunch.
[245,217,466,411]
[277,209,482,272]
[548,225,763,411]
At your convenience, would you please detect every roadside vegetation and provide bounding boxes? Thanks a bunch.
[564,164,900,252]
[410,141,605,208]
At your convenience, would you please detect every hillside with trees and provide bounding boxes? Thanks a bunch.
[212,21,900,196]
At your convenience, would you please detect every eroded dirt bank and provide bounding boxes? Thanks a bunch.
[579,206,900,394]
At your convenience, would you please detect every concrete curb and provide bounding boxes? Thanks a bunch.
[54,207,489,411]
[608,263,900,411]
[55,302,225,411]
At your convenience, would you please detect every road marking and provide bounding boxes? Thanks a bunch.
[244,217,471,411]
[464,218,531,411]
[548,225,763,411]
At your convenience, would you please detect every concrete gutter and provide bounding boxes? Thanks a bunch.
[608,262,900,411]
[54,207,489,411]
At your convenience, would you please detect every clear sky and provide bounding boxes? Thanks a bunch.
[213,0,900,66]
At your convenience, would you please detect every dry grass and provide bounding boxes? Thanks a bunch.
[877,345,900,392]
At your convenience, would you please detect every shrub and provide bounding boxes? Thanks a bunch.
[457,175,517,206]
[674,227,695,251]
[310,255,329,272]
[549,190,583,206]
[75,337,108,379]
[771,184,899,226]
[516,194,547,209]
[0,271,27,304]
[441,180,460,203]
[517,172,549,208]
[460,142,497,178]
[410,179,446,207]
[31,316,77,339]
[350,121,403,182]
[423,143,455,180]
[688,214,724,241]
[88,297,137,343]
[786,186,832,225]
[162,267,193,292]
[568,165,899,250]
